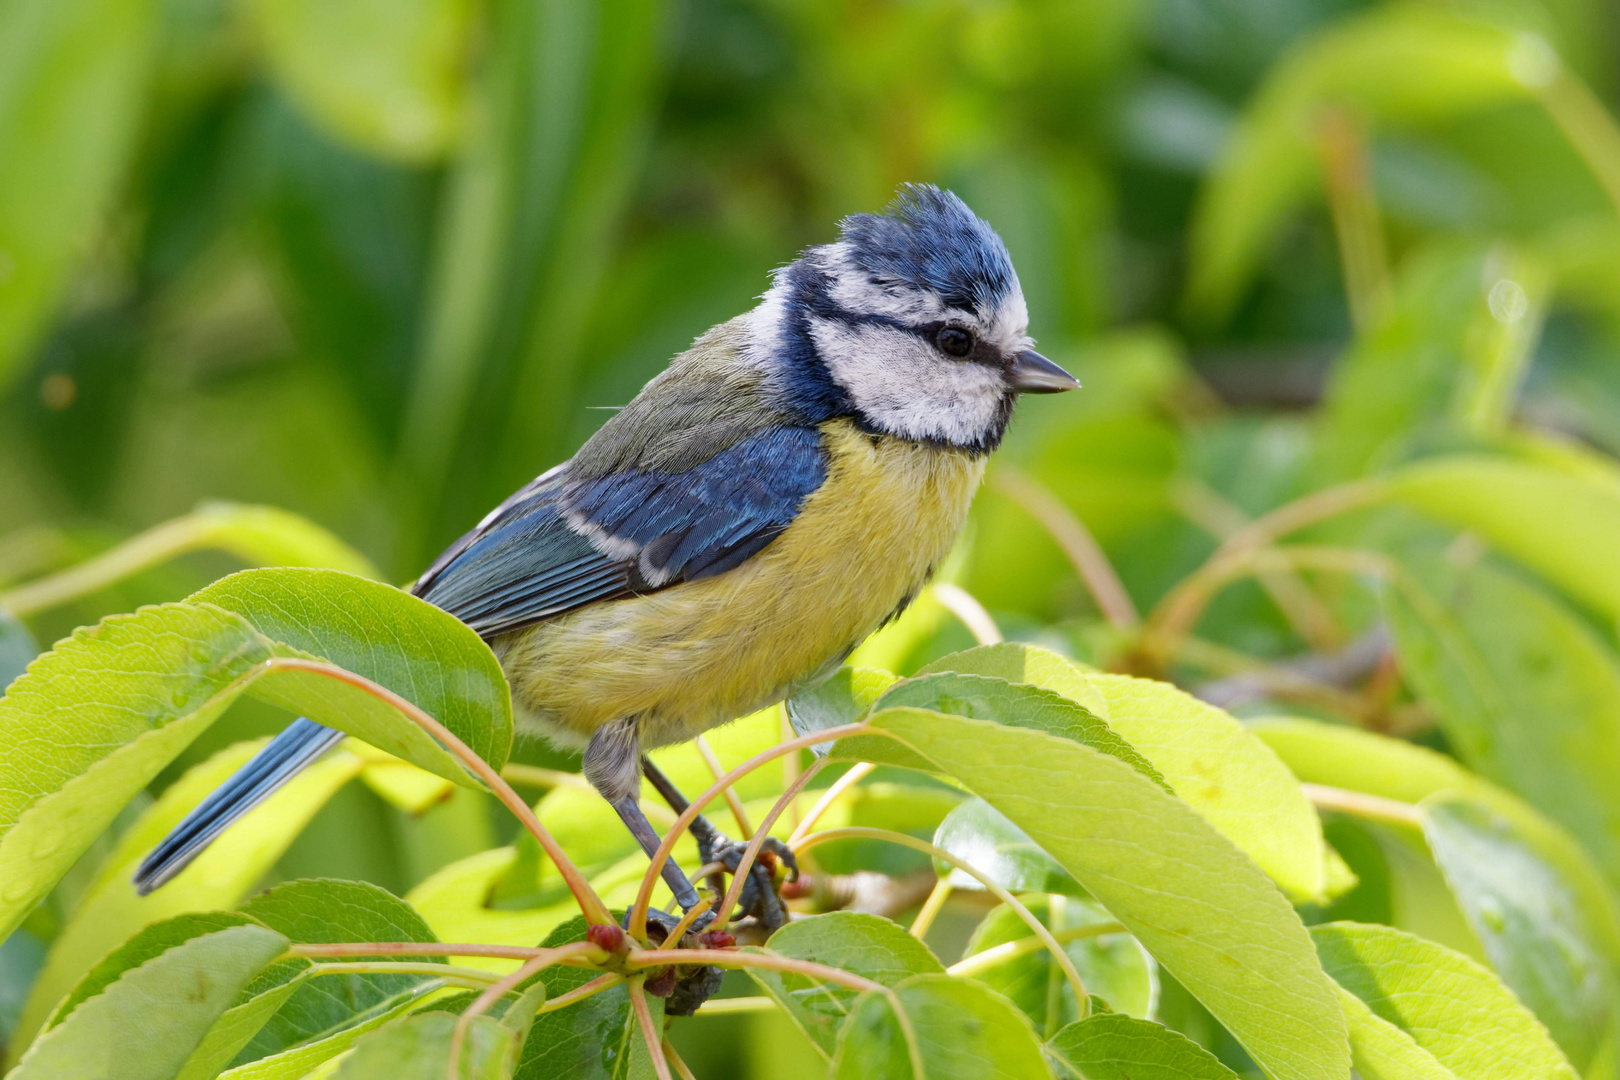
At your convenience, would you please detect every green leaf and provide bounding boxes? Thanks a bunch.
[1385,560,1620,886]
[1088,674,1328,902]
[1385,455,1620,625]
[1185,8,1527,324]
[218,984,443,1080]
[915,643,1108,718]
[861,707,1350,1080]
[1313,921,1578,1079]
[176,965,312,1080]
[786,667,897,754]
[193,567,513,774]
[13,740,363,1057]
[0,0,156,388]
[235,879,443,1064]
[0,607,35,690]
[332,1011,518,1080]
[7,923,288,1080]
[965,897,1154,1032]
[933,797,1082,896]
[745,912,944,1059]
[250,0,472,161]
[1249,717,1471,804]
[831,973,1050,1079]
[1332,985,1459,1080]
[1420,790,1620,1070]
[512,915,663,1080]
[1046,1013,1240,1079]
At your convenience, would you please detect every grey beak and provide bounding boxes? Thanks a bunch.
[1007,349,1080,394]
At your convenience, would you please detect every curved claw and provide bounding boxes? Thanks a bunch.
[697,834,799,931]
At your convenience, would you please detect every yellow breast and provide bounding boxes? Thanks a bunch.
[494,419,985,749]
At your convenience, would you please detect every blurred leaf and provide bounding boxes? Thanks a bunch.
[1420,790,1620,1070]
[1313,921,1579,1079]
[7,923,287,1080]
[1186,9,1528,324]
[251,0,472,160]
[965,897,1155,1032]
[915,643,1108,718]
[357,754,456,815]
[1046,1012,1239,1080]
[0,607,36,689]
[1089,674,1328,902]
[13,739,362,1059]
[810,782,963,878]
[786,667,896,755]
[0,0,156,389]
[746,912,942,1059]
[854,708,1350,1080]
[192,567,514,775]
[234,878,443,1065]
[1385,455,1620,625]
[1249,717,1471,803]
[0,502,380,619]
[1332,986,1460,1080]
[1385,559,1620,886]
[512,915,662,1080]
[406,847,576,956]
[217,983,442,1080]
[933,796,1082,896]
[332,1011,518,1080]
[831,973,1050,1080]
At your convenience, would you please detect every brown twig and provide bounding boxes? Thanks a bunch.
[630,978,674,1080]
[695,735,754,838]
[712,757,829,927]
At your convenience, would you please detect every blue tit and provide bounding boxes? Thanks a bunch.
[134,184,1076,929]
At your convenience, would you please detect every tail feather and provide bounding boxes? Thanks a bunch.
[132,718,345,894]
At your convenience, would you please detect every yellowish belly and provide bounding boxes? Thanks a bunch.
[493,419,985,749]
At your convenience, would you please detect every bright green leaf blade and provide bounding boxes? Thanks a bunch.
[235,879,443,1064]
[1420,790,1620,1070]
[744,912,944,1059]
[1088,674,1327,902]
[864,707,1350,1080]
[1249,717,1471,804]
[332,1011,517,1080]
[1046,1012,1239,1079]
[0,603,276,943]
[14,740,363,1057]
[176,966,312,1080]
[915,643,1108,718]
[218,983,445,1080]
[831,972,1050,1079]
[934,796,1083,896]
[876,673,1164,787]
[0,0,156,388]
[1385,455,1620,624]
[1332,985,1459,1080]
[1384,560,1620,886]
[1313,921,1578,1079]
[193,568,513,775]
[8,924,289,1080]
[250,0,472,161]
[965,897,1154,1032]
[786,667,897,754]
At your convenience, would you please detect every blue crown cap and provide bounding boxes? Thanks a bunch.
[836,184,1018,316]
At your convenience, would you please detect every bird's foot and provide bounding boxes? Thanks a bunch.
[697,833,800,932]
[624,907,728,1016]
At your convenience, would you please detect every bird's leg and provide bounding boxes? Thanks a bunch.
[641,757,799,931]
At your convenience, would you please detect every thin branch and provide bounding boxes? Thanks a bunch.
[932,583,1003,645]
[630,979,674,1080]
[789,763,874,847]
[665,1040,699,1080]
[1315,108,1391,329]
[627,722,874,940]
[695,735,754,838]
[946,921,1126,979]
[794,826,1087,1011]
[626,949,883,995]
[536,972,624,1015]
[663,895,715,949]
[289,941,591,961]
[500,764,593,791]
[908,880,951,939]
[712,757,829,927]
[303,961,500,987]
[1302,783,1422,827]
[694,996,776,1015]
[449,943,597,1078]
[992,467,1139,630]
[260,657,613,926]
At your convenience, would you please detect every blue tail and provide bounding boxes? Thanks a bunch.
[133,718,345,894]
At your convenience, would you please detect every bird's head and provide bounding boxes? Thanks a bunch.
[752,184,1078,452]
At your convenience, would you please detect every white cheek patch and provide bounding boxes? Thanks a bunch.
[810,317,1007,446]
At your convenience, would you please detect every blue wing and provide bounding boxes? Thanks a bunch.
[417,424,829,637]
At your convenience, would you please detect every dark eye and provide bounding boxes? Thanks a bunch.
[936,327,973,357]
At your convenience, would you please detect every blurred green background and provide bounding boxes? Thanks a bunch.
[11,0,1620,1074]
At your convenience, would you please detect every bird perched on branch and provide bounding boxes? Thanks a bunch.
[135,184,1076,977]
